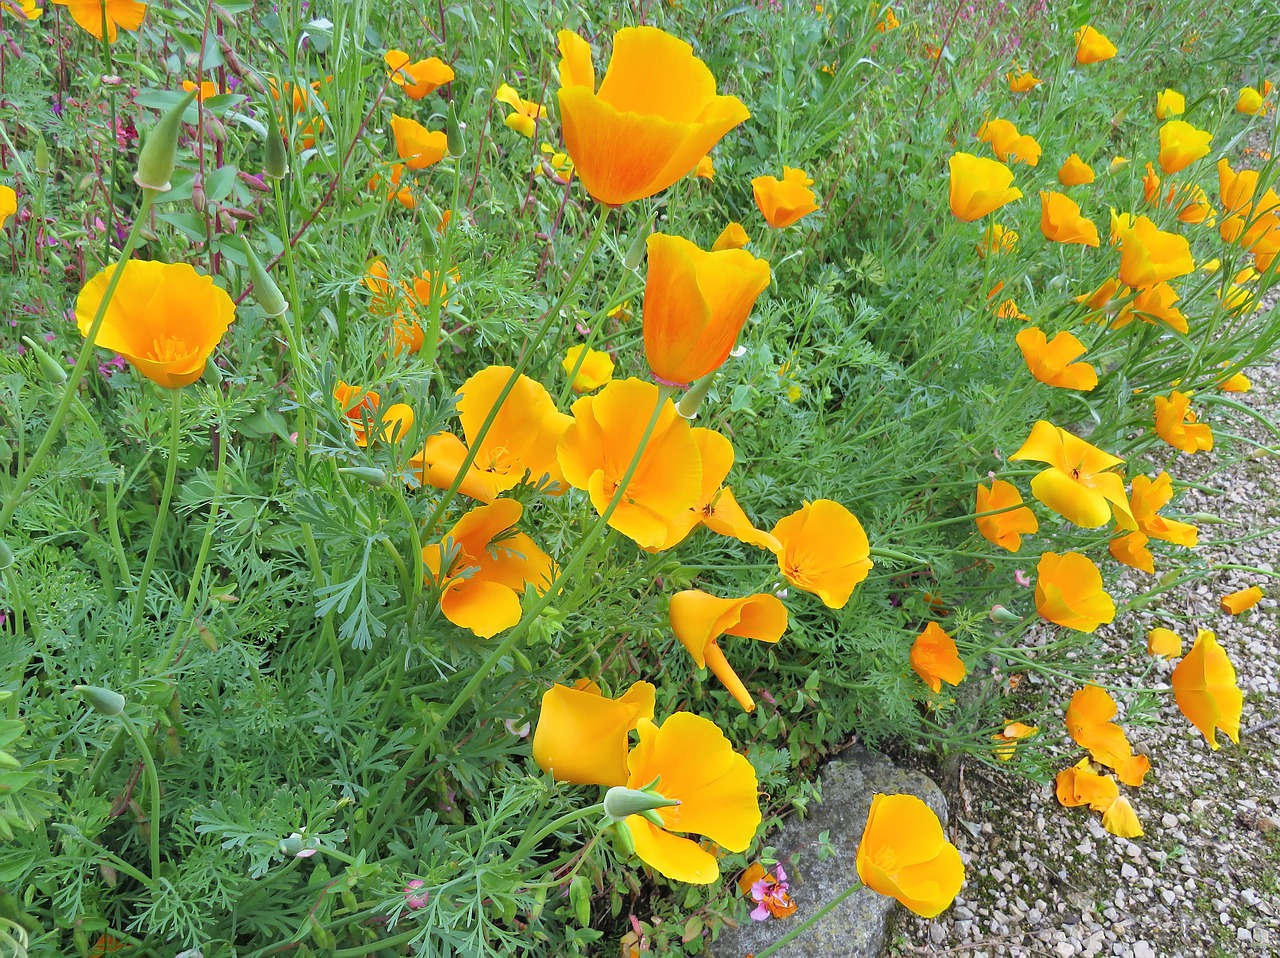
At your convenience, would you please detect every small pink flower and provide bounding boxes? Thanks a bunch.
[404,879,429,910]
[1014,569,1032,587]
[504,718,530,738]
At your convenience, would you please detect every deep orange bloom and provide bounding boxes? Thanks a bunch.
[1171,629,1242,749]
[384,50,454,100]
[1016,327,1097,391]
[1158,120,1212,175]
[974,479,1038,552]
[856,794,964,918]
[1217,157,1265,217]
[1035,551,1115,633]
[1010,421,1134,529]
[752,167,820,228]
[1111,282,1188,334]
[1073,25,1116,64]
[641,233,771,388]
[1116,215,1194,287]
[390,115,447,170]
[1142,162,1162,205]
[1058,154,1095,186]
[909,622,965,693]
[1129,472,1197,547]
[712,221,751,251]
[948,152,1022,221]
[694,155,715,180]
[1109,531,1154,573]
[556,27,750,206]
[1220,586,1263,615]
[556,378,702,550]
[50,0,145,41]
[670,590,788,711]
[333,381,414,447]
[76,261,235,388]
[414,365,571,503]
[421,499,555,638]
[623,713,761,884]
[770,499,873,609]
[1039,191,1099,246]
[1064,685,1150,785]
[1055,758,1118,810]
[1154,390,1213,454]
[369,163,415,210]
[532,679,654,786]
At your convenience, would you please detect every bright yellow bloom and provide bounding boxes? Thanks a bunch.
[1058,154,1095,186]
[992,721,1038,760]
[1006,70,1041,92]
[623,712,761,884]
[494,82,546,137]
[712,221,751,251]
[694,155,715,180]
[1035,552,1115,633]
[1154,390,1212,454]
[384,50,454,100]
[977,223,1018,257]
[1155,88,1185,119]
[642,233,771,388]
[1171,629,1242,749]
[50,0,145,41]
[1147,627,1183,658]
[1158,120,1212,174]
[974,479,1038,552]
[561,344,614,393]
[333,382,414,447]
[1116,214,1194,287]
[1055,758,1118,811]
[752,166,820,228]
[948,152,1022,221]
[670,590,788,712]
[421,499,555,638]
[856,794,964,918]
[770,499,873,609]
[76,261,235,389]
[1015,327,1097,391]
[556,27,749,206]
[909,622,965,694]
[532,679,655,786]
[1129,472,1197,547]
[1101,797,1143,838]
[1220,586,1263,615]
[390,115,447,170]
[557,378,702,549]
[1236,84,1270,116]
[1010,421,1134,529]
[1073,25,1116,64]
[0,185,15,229]
[1039,191,1099,246]
[1218,368,1251,392]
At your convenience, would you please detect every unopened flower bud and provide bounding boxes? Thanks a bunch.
[0,540,15,572]
[75,684,126,716]
[34,132,51,176]
[264,107,289,180]
[602,784,681,823]
[675,372,716,420]
[989,605,1020,624]
[338,466,388,488]
[191,172,206,212]
[236,237,289,317]
[446,102,466,158]
[1190,512,1226,524]
[20,336,68,384]
[134,89,199,193]
[623,217,652,271]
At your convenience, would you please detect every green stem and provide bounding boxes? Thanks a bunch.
[419,157,464,374]
[330,930,419,958]
[117,711,162,882]
[0,191,156,531]
[510,802,605,863]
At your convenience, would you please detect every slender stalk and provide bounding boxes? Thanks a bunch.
[509,802,604,863]
[117,711,162,881]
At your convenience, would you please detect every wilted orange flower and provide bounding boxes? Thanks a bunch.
[910,622,965,693]
[1058,154,1095,186]
[712,221,751,251]
[1016,327,1098,391]
[1155,88,1185,119]
[1171,629,1242,749]
[642,233,771,388]
[1147,627,1183,658]
[390,115,447,170]
[1116,214,1194,287]
[1102,796,1144,838]
[948,152,1022,221]
[384,50,454,100]
[1075,276,1128,321]
[76,261,235,389]
[622,712,761,884]
[50,0,145,41]
[1154,390,1212,454]
[1158,120,1212,174]
[1110,282,1187,334]
[1109,530,1154,573]
[770,499,873,609]
[1141,162,1161,205]
[415,365,570,503]
[670,590,788,712]
[752,166,820,228]
[1010,421,1134,529]
[992,721,1038,760]
[557,27,749,206]
[694,155,715,180]
[561,344,614,393]
[856,794,964,918]
[557,378,701,549]
[494,83,546,137]
[421,499,555,638]
[532,679,655,786]
[1073,25,1116,64]
[738,862,797,920]
[1220,586,1263,615]
[974,479,1038,552]
[1006,70,1041,92]
[1039,191,1099,246]
[1035,551,1115,633]
[977,223,1018,257]
[1055,758,1119,810]
[1129,472,1197,547]
[1064,685,1143,780]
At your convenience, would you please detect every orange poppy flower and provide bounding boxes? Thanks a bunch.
[1109,531,1154,573]
[752,167,821,228]
[712,221,751,251]
[1102,797,1143,838]
[977,224,1018,257]
[421,499,555,638]
[556,378,702,550]
[856,794,964,918]
[561,345,614,393]
[1129,472,1197,547]
[1039,191,1099,246]
[50,0,145,41]
[1146,628,1183,658]
[1015,327,1098,391]
[369,163,415,209]
[1170,629,1242,750]
[333,381,414,447]
[1009,421,1134,529]
[909,622,965,693]
[974,479,1038,552]
[556,27,750,206]
[390,115,447,170]
[532,679,655,786]
[641,233,771,388]
[694,155,715,180]
[414,365,571,503]
[770,499,873,609]
[1034,551,1115,633]
[181,80,220,101]
[384,50,454,100]
[622,712,761,884]
[1064,685,1149,785]
[1158,120,1212,175]
[992,721,1038,760]
[1115,215,1194,288]
[1055,758,1118,810]
[1218,157,1262,216]
[1073,25,1116,64]
[948,152,1022,221]
[75,260,236,389]
[1154,390,1212,454]
[1220,586,1263,615]
[670,590,788,711]
[1006,71,1041,93]
[1141,162,1162,205]
[1110,282,1188,334]
[1058,154,1095,186]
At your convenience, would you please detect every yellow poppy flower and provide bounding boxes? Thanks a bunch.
[977,223,1018,257]
[1158,120,1212,175]
[1155,88,1185,119]
[1115,214,1194,288]
[1129,472,1197,547]
[1170,629,1242,749]
[494,82,546,137]
[1109,530,1154,573]
[561,344,614,393]
[670,590,788,711]
[909,622,965,694]
[50,0,145,41]
[1006,71,1041,93]
[1146,628,1183,658]
[770,499,873,609]
[1057,154,1095,186]
[712,221,751,251]
[694,155,715,180]
[532,679,655,786]
[1220,586,1263,615]
[856,794,964,918]
[752,166,820,228]
[1055,758,1119,810]
[1064,685,1148,784]
[1039,191,1099,246]
[974,479,1038,552]
[1009,421,1134,529]
[1154,390,1212,454]
[333,381,414,447]
[1101,797,1143,838]
[948,152,1022,221]
[1015,327,1098,391]
[1073,25,1117,64]
[992,721,1038,760]
[390,115,447,170]
[1035,552,1115,633]
[0,185,15,229]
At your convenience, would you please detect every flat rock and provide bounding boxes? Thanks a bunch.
[709,745,947,958]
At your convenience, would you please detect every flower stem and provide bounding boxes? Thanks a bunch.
[117,710,162,881]
[510,802,605,863]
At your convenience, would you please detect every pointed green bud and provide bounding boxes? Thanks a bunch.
[676,372,716,420]
[264,105,289,180]
[623,217,652,271]
[988,605,1020,624]
[338,466,388,488]
[20,336,68,384]
[237,237,289,317]
[0,539,15,572]
[75,685,126,717]
[1191,513,1225,524]
[134,90,198,194]
[201,355,223,386]
[602,785,681,823]
[34,132,51,176]
[446,102,466,158]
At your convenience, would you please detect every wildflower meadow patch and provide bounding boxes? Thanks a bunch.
[0,0,1276,955]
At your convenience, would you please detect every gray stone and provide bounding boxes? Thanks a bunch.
[709,745,947,958]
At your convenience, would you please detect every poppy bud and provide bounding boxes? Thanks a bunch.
[602,783,681,823]
[201,356,223,386]
[34,132,51,176]
[134,90,199,193]
[675,372,715,420]
[446,102,466,158]
[623,217,652,271]
[0,540,11,573]
[191,172,207,212]
[989,604,1020,623]
[75,684,126,717]
[264,107,289,180]
[20,336,68,384]
[0,751,19,771]
[236,237,289,318]
[338,466,388,487]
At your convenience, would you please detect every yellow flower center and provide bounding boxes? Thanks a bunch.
[150,335,192,363]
